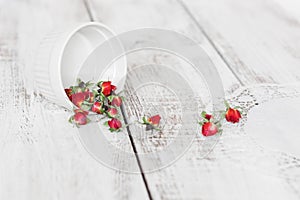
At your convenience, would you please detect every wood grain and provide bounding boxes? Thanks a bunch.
[87,0,300,199]
[1,0,300,199]
[86,0,243,199]
[180,0,300,85]
[0,0,148,199]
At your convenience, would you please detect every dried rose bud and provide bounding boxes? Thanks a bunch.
[108,118,122,131]
[91,101,103,114]
[225,107,242,123]
[99,81,117,96]
[148,115,161,126]
[107,107,118,118]
[71,92,86,108]
[111,96,122,107]
[73,111,88,125]
[202,122,218,136]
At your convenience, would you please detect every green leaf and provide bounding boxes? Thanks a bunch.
[103,121,109,126]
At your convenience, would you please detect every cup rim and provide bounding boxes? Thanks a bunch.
[57,22,119,110]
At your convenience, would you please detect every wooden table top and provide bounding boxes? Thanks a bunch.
[0,0,300,199]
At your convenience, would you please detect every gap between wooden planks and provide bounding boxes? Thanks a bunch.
[85,0,241,199]
[87,0,300,199]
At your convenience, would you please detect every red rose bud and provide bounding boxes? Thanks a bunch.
[65,88,73,100]
[202,122,218,136]
[111,96,122,107]
[101,81,117,96]
[225,108,242,123]
[91,101,103,114]
[108,118,122,131]
[71,92,86,107]
[74,112,88,125]
[107,107,118,118]
[205,114,212,121]
[148,115,161,126]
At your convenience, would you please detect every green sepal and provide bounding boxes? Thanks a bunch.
[86,118,91,124]
[109,128,116,132]
[76,78,82,85]
[234,106,243,114]
[68,116,74,124]
[142,116,148,124]
[97,81,103,87]
[80,104,92,112]
[107,95,114,102]
[201,111,207,118]
[224,100,230,109]
[85,81,94,88]
[103,121,109,126]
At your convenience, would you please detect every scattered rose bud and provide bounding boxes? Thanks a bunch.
[148,115,161,126]
[108,118,122,131]
[111,96,122,107]
[225,107,242,123]
[91,101,103,114]
[71,92,86,108]
[100,81,117,96]
[202,122,218,136]
[73,111,89,125]
[107,107,118,118]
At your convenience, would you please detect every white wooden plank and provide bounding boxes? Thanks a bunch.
[0,0,148,199]
[87,0,240,92]
[87,0,244,199]
[180,0,300,85]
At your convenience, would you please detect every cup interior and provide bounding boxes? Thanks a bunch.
[60,24,117,88]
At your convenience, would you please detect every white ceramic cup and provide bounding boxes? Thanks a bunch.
[34,22,127,110]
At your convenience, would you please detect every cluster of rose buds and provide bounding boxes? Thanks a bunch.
[66,79,123,132]
[66,79,241,136]
[199,102,242,137]
[65,79,161,133]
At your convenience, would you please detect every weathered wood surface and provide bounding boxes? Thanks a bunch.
[0,0,148,200]
[1,0,300,199]
[180,0,300,85]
